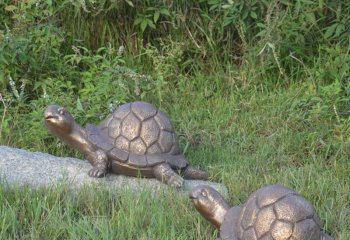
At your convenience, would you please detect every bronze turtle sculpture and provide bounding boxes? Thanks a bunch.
[44,101,208,187]
[190,185,333,240]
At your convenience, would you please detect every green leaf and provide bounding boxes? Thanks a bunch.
[242,9,249,19]
[96,47,107,54]
[335,24,345,37]
[250,11,257,19]
[324,23,337,39]
[147,19,156,29]
[140,20,148,32]
[146,7,156,11]
[257,23,266,28]
[12,14,21,19]
[133,17,143,26]
[279,0,292,6]
[267,42,275,49]
[256,30,266,37]
[318,0,324,9]
[223,17,234,27]
[0,72,4,84]
[222,4,232,9]
[209,5,218,11]
[125,0,134,7]
[0,56,9,65]
[5,5,17,11]
[33,81,44,91]
[76,98,84,111]
[160,9,170,16]
[300,0,315,4]
[305,12,316,24]
[154,11,160,23]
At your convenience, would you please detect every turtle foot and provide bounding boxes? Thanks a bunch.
[168,175,184,188]
[183,166,208,180]
[153,163,184,188]
[88,167,107,178]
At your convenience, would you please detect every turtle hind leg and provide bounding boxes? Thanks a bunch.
[182,166,208,180]
[153,163,184,188]
[86,149,108,178]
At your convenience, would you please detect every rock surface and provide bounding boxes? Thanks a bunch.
[0,146,228,197]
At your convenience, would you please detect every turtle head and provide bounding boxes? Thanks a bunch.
[45,105,95,155]
[44,105,75,135]
[190,185,230,229]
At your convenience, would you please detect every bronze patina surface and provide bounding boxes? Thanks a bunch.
[190,185,333,240]
[44,101,208,187]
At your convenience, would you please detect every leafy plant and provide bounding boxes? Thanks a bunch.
[134,7,171,33]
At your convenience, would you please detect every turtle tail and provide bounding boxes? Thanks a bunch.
[182,166,209,180]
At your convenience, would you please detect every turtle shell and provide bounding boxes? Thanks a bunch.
[86,101,187,168]
[232,185,323,240]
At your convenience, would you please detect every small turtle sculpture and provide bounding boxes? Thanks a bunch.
[44,101,208,187]
[190,185,333,240]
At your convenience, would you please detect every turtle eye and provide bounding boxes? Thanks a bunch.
[58,108,65,115]
[201,190,207,197]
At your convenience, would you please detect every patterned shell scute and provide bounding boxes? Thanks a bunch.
[131,102,158,121]
[128,153,147,167]
[97,101,182,167]
[237,185,322,240]
[86,124,114,152]
[109,148,128,162]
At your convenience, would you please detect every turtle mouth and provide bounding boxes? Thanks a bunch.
[45,114,58,121]
[189,191,198,200]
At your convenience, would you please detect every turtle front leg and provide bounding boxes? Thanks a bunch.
[86,149,109,178]
[153,163,184,188]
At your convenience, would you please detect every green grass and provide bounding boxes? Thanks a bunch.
[0,185,215,239]
[1,79,348,239]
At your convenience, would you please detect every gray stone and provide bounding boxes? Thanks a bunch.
[0,146,228,197]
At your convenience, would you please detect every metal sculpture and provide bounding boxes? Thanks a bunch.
[44,101,208,187]
[190,185,333,240]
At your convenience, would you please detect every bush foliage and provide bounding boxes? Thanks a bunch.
[1,0,349,146]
